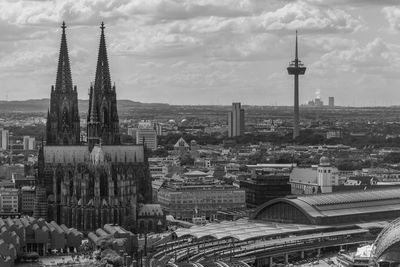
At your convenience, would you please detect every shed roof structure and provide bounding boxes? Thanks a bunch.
[252,188,400,225]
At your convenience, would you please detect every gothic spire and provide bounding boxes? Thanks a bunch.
[89,84,99,122]
[94,22,112,92]
[55,21,73,92]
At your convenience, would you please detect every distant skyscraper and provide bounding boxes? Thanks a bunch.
[136,120,158,150]
[329,97,335,107]
[127,127,137,137]
[228,102,245,137]
[0,129,9,150]
[23,136,35,150]
[287,31,306,139]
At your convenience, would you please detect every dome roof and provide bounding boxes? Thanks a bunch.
[319,156,330,166]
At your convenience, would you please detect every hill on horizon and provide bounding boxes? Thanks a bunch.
[0,98,170,113]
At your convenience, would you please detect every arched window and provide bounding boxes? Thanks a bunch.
[62,107,69,125]
[102,107,108,124]
[100,173,108,197]
[69,179,74,197]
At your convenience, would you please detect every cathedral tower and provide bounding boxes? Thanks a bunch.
[87,22,120,151]
[46,22,80,145]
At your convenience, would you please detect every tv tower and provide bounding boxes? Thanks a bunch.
[287,31,306,139]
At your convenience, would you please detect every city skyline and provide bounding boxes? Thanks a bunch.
[1,0,400,106]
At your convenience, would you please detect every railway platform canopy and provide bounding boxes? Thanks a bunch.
[174,219,328,241]
[166,260,250,267]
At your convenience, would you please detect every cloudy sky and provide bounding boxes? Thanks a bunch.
[1,0,400,106]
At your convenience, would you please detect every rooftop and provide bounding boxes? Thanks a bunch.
[175,219,327,241]
[253,188,400,225]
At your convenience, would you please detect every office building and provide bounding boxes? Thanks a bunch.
[127,127,137,137]
[158,183,246,221]
[0,128,9,150]
[136,120,158,150]
[329,96,335,107]
[240,170,291,208]
[0,188,19,213]
[326,129,343,139]
[228,102,245,137]
[21,186,36,215]
[154,122,163,136]
[12,174,36,188]
[23,136,35,150]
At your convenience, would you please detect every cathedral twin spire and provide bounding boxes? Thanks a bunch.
[46,21,120,149]
[55,22,73,93]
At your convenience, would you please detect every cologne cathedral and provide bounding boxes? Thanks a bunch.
[35,22,153,233]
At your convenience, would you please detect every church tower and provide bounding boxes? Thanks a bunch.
[46,22,80,145]
[87,22,120,151]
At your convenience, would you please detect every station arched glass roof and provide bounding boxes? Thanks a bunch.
[371,217,400,262]
[252,188,400,224]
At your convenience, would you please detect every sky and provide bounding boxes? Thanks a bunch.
[1,0,400,106]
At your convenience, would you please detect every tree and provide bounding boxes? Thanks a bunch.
[383,153,400,164]
[180,153,194,166]
[150,148,169,157]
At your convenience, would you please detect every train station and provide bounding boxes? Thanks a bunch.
[150,188,400,267]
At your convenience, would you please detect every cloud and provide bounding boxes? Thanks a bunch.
[0,0,255,27]
[115,0,254,23]
[0,46,89,76]
[306,0,400,7]
[252,2,364,34]
[311,38,400,76]
[382,6,400,32]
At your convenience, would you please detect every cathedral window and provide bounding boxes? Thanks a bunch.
[62,107,69,125]
[102,107,108,124]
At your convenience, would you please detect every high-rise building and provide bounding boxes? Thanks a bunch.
[154,122,163,136]
[287,31,306,139]
[37,22,152,233]
[0,128,9,150]
[23,136,35,150]
[228,102,245,137]
[329,96,335,107]
[127,127,137,137]
[136,120,157,150]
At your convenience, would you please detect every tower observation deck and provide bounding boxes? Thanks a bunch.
[287,31,306,139]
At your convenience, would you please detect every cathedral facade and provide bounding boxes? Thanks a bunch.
[35,22,152,233]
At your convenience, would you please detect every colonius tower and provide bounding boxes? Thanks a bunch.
[287,31,306,140]
[35,22,153,233]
